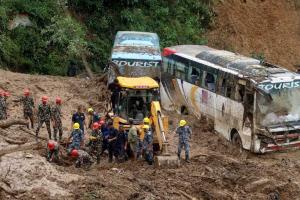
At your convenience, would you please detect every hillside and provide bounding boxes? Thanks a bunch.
[207,0,300,70]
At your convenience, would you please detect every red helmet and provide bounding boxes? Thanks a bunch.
[41,96,48,102]
[92,122,100,130]
[47,141,55,150]
[71,149,79,158]
[56,97,62,104]
[99,120,105,126]
[4,91,10,97]
[24,89,30,96]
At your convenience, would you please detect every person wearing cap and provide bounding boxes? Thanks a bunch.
[18,89,35,129]
[72,105,86,134]
[71,149,94,168]
[2,91,9,119]
[143,125,153,165]
[0,91,5,120]
[51,97,63,141]
[35,96,52,139]
[67,123,84,154]
[175,120,192,162]
[115,126,128,162]
[47,140,60,162]
[86,122,103,164]
[87,107,100,129]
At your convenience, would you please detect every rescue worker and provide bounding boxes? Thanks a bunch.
[128,119,138,160]
[0,91,5,120]
[47,140,60,162]
[175,120,192,162]
[86,122,103,164]
[87,108,100,129]
[115,126,128,162]
[51,97,63,141]
[3,91,9,119]
[71,149,94,168]
[108,78,121,113]
[67,123,84,154]
[72,105,86,134]
[100,119,109,155]
[19,89,35,129]
[143,125,153,165]
[35,96,52,139]
[107,121,118,163]
[136,129,143,160]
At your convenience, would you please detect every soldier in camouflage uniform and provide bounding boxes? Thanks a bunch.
[175,120,192,162]
[71,149,94,168]
[2,91,9,119]
[20,89,35,129]
[51,97,63,141]
[67,123,84,153]
[47,140,60,162]
[86,122,103,164]
[0,91,5,120]
[35,96,52,139]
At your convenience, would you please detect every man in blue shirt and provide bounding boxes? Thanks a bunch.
[72,105,86,134]
[107,121,118,163]
[116,126,128,162]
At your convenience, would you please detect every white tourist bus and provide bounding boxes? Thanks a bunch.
[161,45,300,153]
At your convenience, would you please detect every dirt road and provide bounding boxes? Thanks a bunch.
[1,69,300,200]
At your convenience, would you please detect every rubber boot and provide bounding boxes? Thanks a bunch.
[177,153,181,160]
[185,154,190,163]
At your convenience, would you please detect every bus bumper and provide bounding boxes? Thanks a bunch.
[260,140,300,153]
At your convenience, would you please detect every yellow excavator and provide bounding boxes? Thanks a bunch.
[109,76,179,167]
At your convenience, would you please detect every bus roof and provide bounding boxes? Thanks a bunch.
[164,45,300,84]
[117,76,159,89]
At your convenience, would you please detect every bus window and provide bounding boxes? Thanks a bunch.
[203,72,216,92]
[189,67,201,86]
[175,62,187,80]
[235,84,245,102]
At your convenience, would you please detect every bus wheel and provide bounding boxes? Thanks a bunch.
[232,132,243,152]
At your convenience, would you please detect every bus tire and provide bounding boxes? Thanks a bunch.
[231,131,243,151]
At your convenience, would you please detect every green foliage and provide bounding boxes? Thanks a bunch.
[251,52,265,62]
[0,0,214,75]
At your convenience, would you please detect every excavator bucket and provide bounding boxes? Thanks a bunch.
[155,155,180,168]
[154,142,180,168]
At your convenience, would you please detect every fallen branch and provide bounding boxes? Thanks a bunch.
[19,127,47,141]
[4,137,27,145]
[0,142,41,157]
[0,119,28,129]
[179,190,198,200]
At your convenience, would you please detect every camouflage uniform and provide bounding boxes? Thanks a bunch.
[68,129,84,153]
[47,141,60,162]
[0,97,5,120]
[20,96,35,128]
[2,96,8,120]
[176,125,192,161]
[143,130,153,165]
[35,103,52,139]
[75,150,94,168]
[51,105,63,141]
[87,129,103,164]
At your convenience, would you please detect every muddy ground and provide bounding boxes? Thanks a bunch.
[0,69,300,200]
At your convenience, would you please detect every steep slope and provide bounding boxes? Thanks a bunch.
[207,0,300,70]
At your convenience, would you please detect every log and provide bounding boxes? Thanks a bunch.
[179,190,198,200]
[0,128,28,144]
[0,119,28,129]
[19,127,47,141]
[0,143,41,157]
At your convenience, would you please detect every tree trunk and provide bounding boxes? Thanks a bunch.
[81,54,94,79]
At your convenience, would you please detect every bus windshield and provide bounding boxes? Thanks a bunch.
[256,81,300,127]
